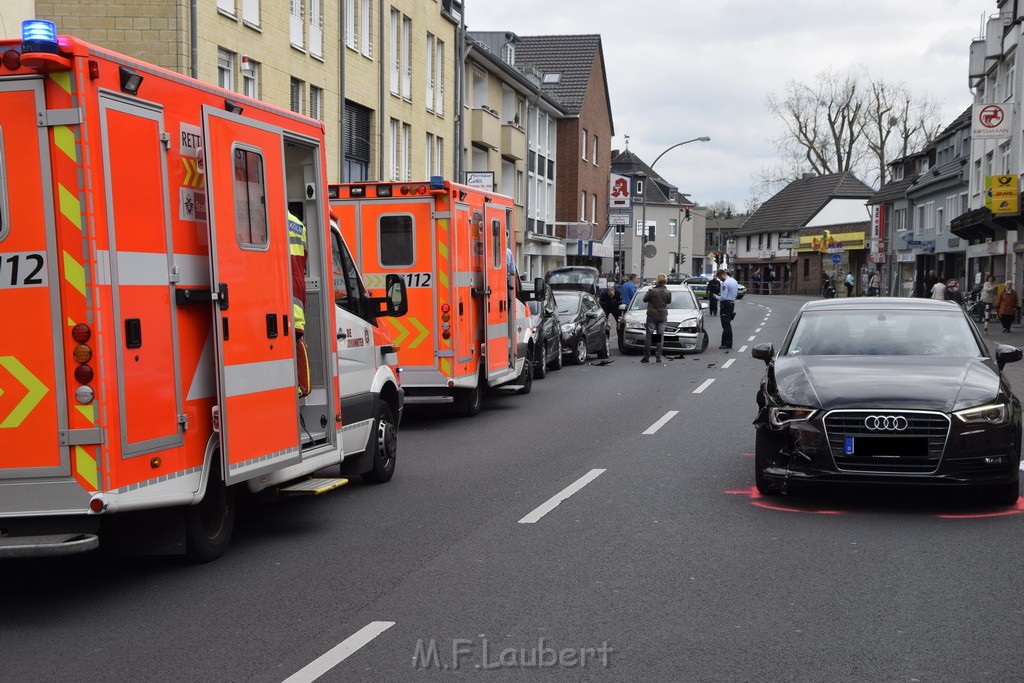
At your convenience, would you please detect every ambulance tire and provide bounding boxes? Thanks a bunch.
[460,375,484,417]
[184,462,236,563]
[362,403,397,484]
[517,353,533,395]
[533,339,547,380]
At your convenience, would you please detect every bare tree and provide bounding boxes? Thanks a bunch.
[706,200,736,219]
[761,66,946,195]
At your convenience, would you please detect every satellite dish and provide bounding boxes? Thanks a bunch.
[643,244,657,258]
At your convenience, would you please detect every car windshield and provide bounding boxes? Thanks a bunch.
[554,292,581,315]
[628,287,698,311]
[784,309,984,357]
[547,269,598,288]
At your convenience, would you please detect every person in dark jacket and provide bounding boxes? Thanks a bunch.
[642,273,672,363]
[599,282,621,327]
[706,275,721,316]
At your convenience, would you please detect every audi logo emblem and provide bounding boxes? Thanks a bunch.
[864,415,908,431]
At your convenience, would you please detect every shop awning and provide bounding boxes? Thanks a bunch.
[950,207,1021,241]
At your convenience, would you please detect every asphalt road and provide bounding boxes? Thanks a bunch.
[4,294,1024,682]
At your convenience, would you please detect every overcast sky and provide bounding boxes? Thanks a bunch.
[467,0,995,211]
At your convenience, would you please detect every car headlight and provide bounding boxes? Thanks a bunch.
[625,321,644,330]
[561,323,578,333]
[680,317,697,327]
[769,406,818,427]
[954,403,1009,425]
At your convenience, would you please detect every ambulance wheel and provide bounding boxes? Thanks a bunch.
[547,338,563,371]
[597,332,610,359]
[362,403,397,484]
[517,353,533,395]
[533,339,547,379]
[460,378,483,417]
[184,465,236,563]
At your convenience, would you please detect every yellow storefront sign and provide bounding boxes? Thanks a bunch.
[986,175,1019,215]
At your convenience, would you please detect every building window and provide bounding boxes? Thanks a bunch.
[309,0,323,58]
[591,194,597,224]
[436,136,444,175]
[401,15,411,100]
[360,0,372,57]
[242,0,259,26]
[581,191,586,221]
[217,0,235,15]
[435,40,445,116]
[290,78,304,114]
[936,206,943,235]
[389,118,399,180]
[1000,141,1011,174]
[593,135,598,166]
[233,147,268,247]
[379,215,414,266]
[242,59,259,98]
[402,123,411,180]
[915,205,925,236]
[746,235,751,251]
[894,207,906,231]
[669,219,676,237]
[767,233,772,249]
[581,128,588,161]
[426,33,435,112]
[289,0,304,49]
[345,0,355,48]
[425,133,434,177]
[217,49,234,90]
[343,100,371,181]
[309,85,323,121]
[389,9,400,95]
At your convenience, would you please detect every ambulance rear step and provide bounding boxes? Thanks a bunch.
[277,477,350,496]
[404,395,455,404]
[0,533,99,558]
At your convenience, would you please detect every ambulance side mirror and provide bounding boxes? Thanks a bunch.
[533,277,547,300]
[370,273,408,318]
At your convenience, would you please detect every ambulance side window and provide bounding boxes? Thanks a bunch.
[232,146,268,249]
[0,128,7,242]
[379,214,413,266]
[491,219,501,269]
[331,229,364,316]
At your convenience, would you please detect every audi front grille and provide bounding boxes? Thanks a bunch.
[823,410,951,474]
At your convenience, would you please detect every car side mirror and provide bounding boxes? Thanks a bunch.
[996,344,1023,371]
[618,303,626,311]
[700,301,709,310]
[751,342,775,365]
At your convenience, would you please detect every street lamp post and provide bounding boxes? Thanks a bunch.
[638,136,710,283]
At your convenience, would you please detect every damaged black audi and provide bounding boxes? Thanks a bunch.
[752,298,1023,505]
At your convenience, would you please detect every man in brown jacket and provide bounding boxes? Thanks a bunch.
[642,273,672,363]
[996,280,1019,332]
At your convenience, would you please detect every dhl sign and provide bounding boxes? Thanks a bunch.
[986,175,1019,215]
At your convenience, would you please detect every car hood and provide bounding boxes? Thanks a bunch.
[770,355,1003,412]
[623,309,700,324]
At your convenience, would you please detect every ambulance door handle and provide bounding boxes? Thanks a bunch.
[337,331,347,340]
[266,313,279,339]
[283,314,290,337]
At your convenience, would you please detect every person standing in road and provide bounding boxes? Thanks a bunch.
[706,273,721,316]
[641,273,672,363]
[844,271,855,297]
[867,269,881,297]
[716,269,738,349]
[751,270,762,296]
[997,280,1019,332]
[617,273,639,342]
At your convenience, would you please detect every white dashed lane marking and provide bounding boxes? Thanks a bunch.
[748,336,757,341]
[739,345,748,353]
[643,411,679,435]
[722,359,735,369]
[519,469,607,524]
[693,379,716,394]
[284,621,396,683]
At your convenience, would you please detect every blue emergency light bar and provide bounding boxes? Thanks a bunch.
[22,20,59,54]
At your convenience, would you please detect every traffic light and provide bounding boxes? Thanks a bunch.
[715,251,723,265]
[685,208,692,221]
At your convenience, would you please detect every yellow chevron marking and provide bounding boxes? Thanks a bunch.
[54,125,77,162]
[75,446,98,489]
[407,317,429,349]
[389,317,409,346]
[75,404,96,425]
[63,251,86,296]
[0,356,49,428]
[58,184,82,231]
[363,273,385,289]
[439,271,449,288]
[182,157,193,187]
[440,358,451,375]
[50,71,71,94]
[438,242,449,260]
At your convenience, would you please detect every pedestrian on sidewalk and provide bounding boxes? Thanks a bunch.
[707,273,721,316]
[716,269,739,349]
[981,273,998,321]
[641,273,672,363]
[997,280,1019,332]
[867,270,880,297]
[844,271,855,297]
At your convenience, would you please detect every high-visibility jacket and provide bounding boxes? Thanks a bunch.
[288,212,308,333]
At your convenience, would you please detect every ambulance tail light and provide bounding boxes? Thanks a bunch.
[74,364,94,385]
[70,324,95,402]
[2,50,21,71]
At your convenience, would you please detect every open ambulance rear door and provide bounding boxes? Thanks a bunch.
[202,107,302,485]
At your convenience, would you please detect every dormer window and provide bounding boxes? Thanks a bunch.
[892,166,904,181]
[542,72,561,84]
[502,42,515,65]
